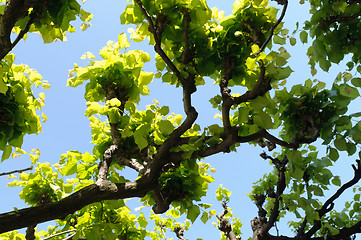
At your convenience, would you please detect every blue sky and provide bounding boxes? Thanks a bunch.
[1,0,359,239]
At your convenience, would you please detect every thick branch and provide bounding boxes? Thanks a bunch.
[0,179,153,234]
[25,225,36,240]
[152,185,169,214]
[220,59,236,132]
[0,0,40,60]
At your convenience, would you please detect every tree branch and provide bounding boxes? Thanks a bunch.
[174,227,187,240]
[97,144,118,182]
[133,0,182,80]
[217,201,238,240]
[0,166,33,176]
[131,2,198,203]
[301,160,361,239]
[25,224,36,240]
[0,178,154,234]
[198,128,296,158]
[263,130,298,149]
[42,229,76,240]
[0,0,41,60]
[258,0,288,54]
[319,11,361,31]
[233,64,270,104]
[262,155,288,233]
[10,11,36,50]
[220,58,236,132]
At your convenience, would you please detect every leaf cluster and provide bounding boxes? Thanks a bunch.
[0,54,48,161]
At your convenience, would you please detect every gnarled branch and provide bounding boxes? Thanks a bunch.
[217,201,238,240]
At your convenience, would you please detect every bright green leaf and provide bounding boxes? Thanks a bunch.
[187,205,200,223]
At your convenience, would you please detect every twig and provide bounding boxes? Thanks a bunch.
[159,224,168,240]
[42,229,76,240]
[133,0,182,80]
[0,166,33,176]
[11,13,36,49]
[258,0,288,54]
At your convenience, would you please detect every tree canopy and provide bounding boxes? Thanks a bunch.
[1,0,361,239]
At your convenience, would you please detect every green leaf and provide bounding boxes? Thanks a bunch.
[200,212,208,224]
[208,124,223,135]
[332,176,341,186]
[351,77,361,88]
[108,108,121,123]
[61,161,78,176]
[276,66,293,80]
[0,78,8,94]
[107,98,121,107]
[238,107,249,123]
[354,193,360,201]
[313,185,324,196]
[292,166,304,181]
[158,120,174,135]
[0,135,7,150]
[253,112,273,129]
[273,35,286,45]
[9,134,24,148]
[139,71,154,86]
[187,205,200,223]
[290,37,296,46]
[313,39,326,58]
[137,213,148,228]
[118,33,130,49]
[134,125,150,150]
[328,147,339,161]
[158,106,169,116]
[85,102,102,116]
[246,57,257,69]
[346,142,356,156]
[299,31,308,43]
[334,137,347,151]
[319,58,331,72]
[1,145,12,162]
[339,84,360,99]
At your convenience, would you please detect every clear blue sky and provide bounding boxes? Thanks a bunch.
[1,0,358,239]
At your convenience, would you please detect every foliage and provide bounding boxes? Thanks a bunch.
[0,54,48,161]
[1,0,361,239]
